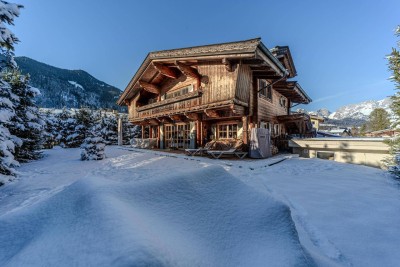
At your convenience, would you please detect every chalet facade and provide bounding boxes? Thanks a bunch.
[117,38,312,150]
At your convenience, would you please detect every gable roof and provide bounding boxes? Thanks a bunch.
[117,38,289,105]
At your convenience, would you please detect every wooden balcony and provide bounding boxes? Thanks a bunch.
[129,93,248,123]
[129,90,203,121]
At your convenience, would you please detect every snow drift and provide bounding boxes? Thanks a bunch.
[0,166,314,266]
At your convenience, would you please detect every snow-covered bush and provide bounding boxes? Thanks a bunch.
[80,125,105,161]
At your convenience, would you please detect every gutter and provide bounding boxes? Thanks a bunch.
[257,71,287,93]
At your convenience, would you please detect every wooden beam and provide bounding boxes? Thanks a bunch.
[148,118,160,125]
[222,58,233,72]
[184,112,200,121]
[169,114,185,122]
[159,117,173,124]
[139,80,160,95]
[175,61,202,81]
[152,62,180,79]
[205,109,220,118]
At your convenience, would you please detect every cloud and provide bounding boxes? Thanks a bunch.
[312,92,350,104]
[312,79,393,105]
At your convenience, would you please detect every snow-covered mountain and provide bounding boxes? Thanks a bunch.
[308,108,331,118]
[14,56,123,110]
[300,98,393,127]
[328,98,392,120]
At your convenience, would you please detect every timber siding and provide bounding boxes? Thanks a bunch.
[235,63,252,104]
[198,63,238,104]
[258,90,289,123]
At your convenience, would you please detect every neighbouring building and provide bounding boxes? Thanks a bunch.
[289,138,390,168]
[310,115,324,131]
[117,38,312,150]
[365,129,400,138]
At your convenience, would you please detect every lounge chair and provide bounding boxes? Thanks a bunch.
[207,148,248,159]
[184,147,208,156]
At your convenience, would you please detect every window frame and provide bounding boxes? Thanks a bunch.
[217,123,238,140]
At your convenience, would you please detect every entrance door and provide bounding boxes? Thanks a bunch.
[165,123,190,149]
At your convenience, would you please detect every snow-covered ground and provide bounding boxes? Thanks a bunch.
[1,146,399,266]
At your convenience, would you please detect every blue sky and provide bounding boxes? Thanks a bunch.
[10,0,400,111]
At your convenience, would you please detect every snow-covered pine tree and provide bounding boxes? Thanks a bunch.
[0,80,19,177]
[3,70,44,162]
[40,109,58,149]
[100,112,118,145]
[0,1,23,179]
[64,108,97,148]
[55,108,74,147]
[121,114,141,145]
[386,25,400,177]
[81,122,105,161]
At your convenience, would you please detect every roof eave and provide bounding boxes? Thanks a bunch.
[258,42,288,76]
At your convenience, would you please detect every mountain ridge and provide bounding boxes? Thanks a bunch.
[299,97,393,127]
[14,56,123,110]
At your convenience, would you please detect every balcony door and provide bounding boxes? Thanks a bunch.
[165,123,190,149]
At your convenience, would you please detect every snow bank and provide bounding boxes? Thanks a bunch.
[0,166,314,267]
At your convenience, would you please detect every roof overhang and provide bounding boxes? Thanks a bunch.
[274,81,312,104]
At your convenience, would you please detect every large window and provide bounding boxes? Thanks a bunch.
[217,123,238,139]
[164,124,190,149]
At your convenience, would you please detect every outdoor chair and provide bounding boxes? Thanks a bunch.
[184,147,208,156]
[207,148,248,159]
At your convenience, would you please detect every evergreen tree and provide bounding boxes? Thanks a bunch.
[3,69,43,162]
[0,1,22,179]
[81,121,105,161]
[100,112,118,145]
[360,123,368,136]
[55,108,74,147]
[368,108,391,131]
[63,108,99,148]
[0,80,19,177]
[41,109,57,149]
[389,26,400,123]
[385,25,400,177]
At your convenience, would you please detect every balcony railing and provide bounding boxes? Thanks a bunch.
[129,90,202,120]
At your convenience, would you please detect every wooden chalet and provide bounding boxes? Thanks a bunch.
[117,38,312,150]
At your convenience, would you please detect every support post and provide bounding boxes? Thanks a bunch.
[196,120,201,148]
[159,124,164,149]
[189,122,196,149]
[242,116,248,145]
[118,117,123,146]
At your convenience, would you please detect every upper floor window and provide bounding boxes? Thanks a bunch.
[258,79,272,100]
[162,84,194,100]
[279,96,287,107]
[259,79,267,96]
